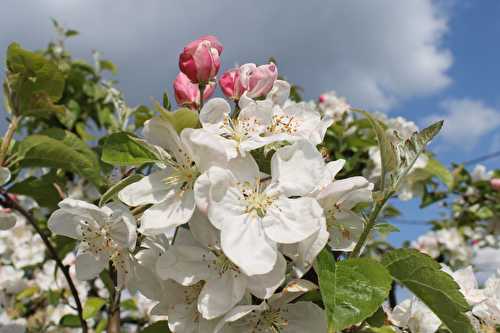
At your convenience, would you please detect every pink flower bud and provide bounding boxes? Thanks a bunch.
[219,68,246,100]
[173,72,215,109]
[179,35,223,84]
[491,178,500,191]
[240,63,278,98]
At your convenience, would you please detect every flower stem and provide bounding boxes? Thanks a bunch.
[349,194,391,258]
[198,84,206,112]
[107,262,121,333]
[0,192,88,332]
[0,115,21,166]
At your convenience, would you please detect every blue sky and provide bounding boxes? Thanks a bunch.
[0,0,498,245]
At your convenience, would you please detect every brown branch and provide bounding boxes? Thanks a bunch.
[107,262,121,333]
[0,192,88,332]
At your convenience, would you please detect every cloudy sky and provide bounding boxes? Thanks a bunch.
[1,0,499,243]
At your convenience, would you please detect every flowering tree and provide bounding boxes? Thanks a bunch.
[0,23,499,333]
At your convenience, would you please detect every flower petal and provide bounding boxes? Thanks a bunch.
[263,196,323,244]
[221,214,277,276]
[75,252,107,281]
[118,169,171,206]
[247,253,286,299]
[198,271,247,319]
[139,190,195,235]
[281,302,327,333]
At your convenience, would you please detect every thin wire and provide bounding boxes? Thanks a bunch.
[462,150,500,166]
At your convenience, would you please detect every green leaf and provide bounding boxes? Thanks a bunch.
[424,157,453,188]
[59,314,81,327]
[121,298,138,311]
[157,105,199,133]
[373,223,400,237]
[99,60,117,74]
[82,297,106,320]
[366,307,386,327]
[354,110,397,191]
[394,121,443,189]
[6,43,65,117]
[134,105,154,129]
[163,91,171,110]
[382,249,474,333]
[140,320,171,333]
[16,286,39,300]
[95,319,107,333]
[101,132,159,166]
[17,128,104,187]
[99,174,143,206]
[9,172,63,209]
[314,249,392,332]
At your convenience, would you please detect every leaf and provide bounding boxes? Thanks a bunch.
[424,157,454,188]
[99,59,117,74]
[354,110,397,191]
[134,105,154,129]
[163,91,171,110]
[394,121,443,187]
[9,172,63,209]
[17,128,104,187]
[95,319,107,333]
[101,132,159,166]
[157,104,199,133]
[6,43,65,117]
[382,249,474,333]
[314,249,392,332]
[140,321,171,333]
[82,297,106,319]
[99,174,143,206]
[373,223,400,237]
[59,314,81,327]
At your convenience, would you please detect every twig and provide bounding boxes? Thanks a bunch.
[0,192,88,332]
[107,262,121,333]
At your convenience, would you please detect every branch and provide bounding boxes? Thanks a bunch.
[0,192,88,332]
[107,262,121,333]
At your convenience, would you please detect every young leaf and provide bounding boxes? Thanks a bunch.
[354,109,397,191]
[17,128,104,187]
[59,314,81,327]
[6,43,65,117]
[314,249,392,332]
[101,132,159,166]
[99,174,143,206]
[394,121,443,188]
[382,249,474,333]
[140,321,171,333]
[424,157,454,188]
[156,104,199,133]
[82,297,106,319]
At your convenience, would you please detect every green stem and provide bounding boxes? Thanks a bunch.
[0,115,21,166]
[350,194,392,258]
[198,84,206,112]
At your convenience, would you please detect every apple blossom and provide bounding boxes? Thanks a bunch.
[179,35,223,84]
[389,297,441,333]
[48,198,136,286]
[156,214,286,320]
[239,63,278,99]
[214,280,327,333]
[219,68,246,101]
[174,72,215,109]
[318,91,351,122]
[491,178,500,191]
[195,142,324,275]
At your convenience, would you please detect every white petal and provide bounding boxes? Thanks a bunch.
[103,202,137,249]
[317,176,373,210]
[57,198,107,225]
[143,117,186,163]
[156,244,215,285]
[328,211,364,252]
[214,304,267,333]
[188,209,220,248]
[139,190,195,235]
[168,302,199,333]
[128,259,162,300]
[221,214,277,276]
[118,169,171,206]
[281,302,327,333]
[271,141,325,196]
[263,196,322,244]
[47,209,83,239]
[199,98,231,135]
[181,128,237,169]
[198,271,247,319]
[75,253,107,281]
[247,253,286,299]
[266,80,290,106]
[282,219,329,277]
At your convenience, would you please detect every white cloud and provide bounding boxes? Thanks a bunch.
[424,98,500,150]
[0,0,452,112]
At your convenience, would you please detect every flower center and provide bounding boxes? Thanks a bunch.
[163,164,200,191]
[240,180,274,218]
[183,281,204,305]
[80,221,115,255]
[261,309,289,332]
[212,251,239,276]
[268,114,299,135]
